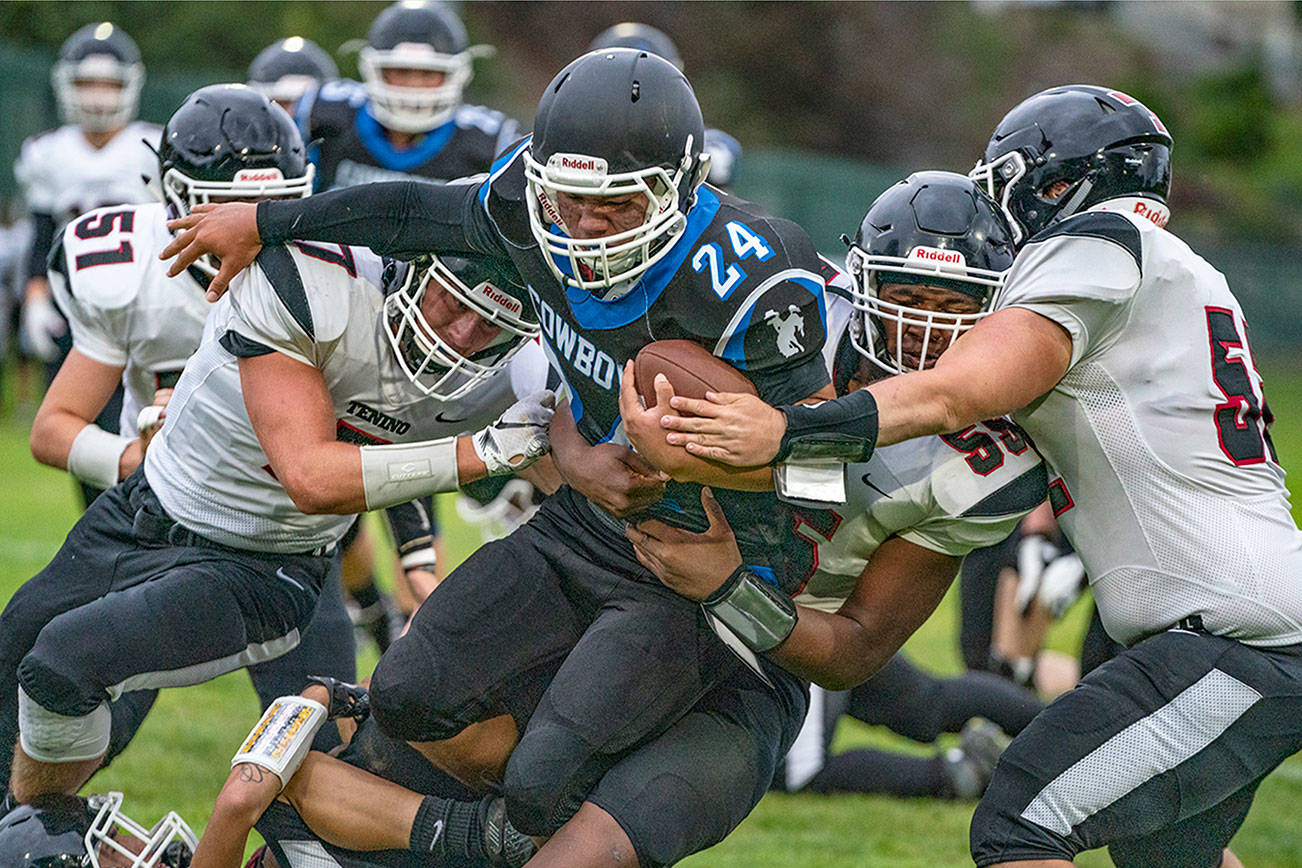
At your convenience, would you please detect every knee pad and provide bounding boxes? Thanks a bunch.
[503,725,591,837]
[17,687,111,763]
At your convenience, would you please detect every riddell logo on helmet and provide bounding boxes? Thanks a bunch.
[235,168,284,183]
[908,246,966,266]
[472,281,524,317]
[549,153,608,176]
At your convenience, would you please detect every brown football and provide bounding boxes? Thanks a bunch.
[633,340,757,410]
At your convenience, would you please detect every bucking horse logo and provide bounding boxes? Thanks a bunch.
[764,305,805,358]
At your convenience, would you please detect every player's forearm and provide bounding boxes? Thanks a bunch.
[257,181,478,259]
[769,607,903,690]
[653,447,773,491]
[281,752,424,852]
[31,404,139,483]
[192,765,280,868]
[276,437,487,515]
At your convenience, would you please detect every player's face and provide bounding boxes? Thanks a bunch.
[382,67,448,89]
[553,190,653,240]
[877,282,982,370]
[419,278,504,357]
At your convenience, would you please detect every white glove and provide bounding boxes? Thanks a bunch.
[1038,552,1087,618]
[1014,534,1058,614]
[473,390,556,476]
[20,292,66,362]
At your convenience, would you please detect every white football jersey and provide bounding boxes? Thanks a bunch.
[999,202,1302,646]
[47,202,209,435]
[145,243,549,553]
[14,122,160,225]
[795,294,1045,613]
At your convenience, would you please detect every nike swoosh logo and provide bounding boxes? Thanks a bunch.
[275,567,306,591]
[861,472,891,499]
[492,421,539,430]
[435,412,469,423]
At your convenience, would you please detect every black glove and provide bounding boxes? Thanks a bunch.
[305,675,371,721]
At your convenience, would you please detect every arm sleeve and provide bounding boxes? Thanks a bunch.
[26,212,54,282]
[256,180,507,261]
[998,232,1142,368]
[384,497,438,559]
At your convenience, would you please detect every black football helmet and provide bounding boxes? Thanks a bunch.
[587,23,683,71]
[247,37,338,109]
[0,792,195,868]
[969,84,1173,246]
[52,22,144,132]
[359,1,486,133]
[846,171,1016,374]
[524,48,709,299]
[158,84,313,276]
[385,253,539,400]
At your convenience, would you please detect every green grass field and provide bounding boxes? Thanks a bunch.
[2,360,1301,867]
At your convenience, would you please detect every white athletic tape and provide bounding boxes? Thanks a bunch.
[136,404,165,435]
[231,695,327,790]
[17,688,111,763]
[66,423,131,490]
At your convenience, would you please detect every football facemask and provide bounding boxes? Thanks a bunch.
[84,792,197,868]
[161,165,313,277]
[359,43,487,133]
[53,56,143,133]
[384,257,539,401]
[522,139,707,299]
[846,244,1004,375]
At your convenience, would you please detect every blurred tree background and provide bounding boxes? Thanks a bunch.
[1,1,1299,337]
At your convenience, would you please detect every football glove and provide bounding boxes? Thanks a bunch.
[473,390,555,476]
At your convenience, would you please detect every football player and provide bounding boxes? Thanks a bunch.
[162,48,832,867]
[587,22,742,190]
[0,176,553,807]
[655,85,1302,868]
[247,37,339,117]
[296,0,516,191]
[0,790,196,868]
[18,83,371,783]
[626,172,1044,795]
[14,22,160,505]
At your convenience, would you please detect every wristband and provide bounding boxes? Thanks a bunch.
[773,389,878,464]
[702,566,797,653]
[304,676,371,721]
[67,424,132,490]
[231,695,327,790]
[360,437,460,510]
[400,546,438,571]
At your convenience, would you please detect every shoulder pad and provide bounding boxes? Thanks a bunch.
[453,104,509,135]
[58,203,165,309]
[1030,211,1141,271]
[929,421,1047,519]
[315,79,367,105]
[277,242,369,342]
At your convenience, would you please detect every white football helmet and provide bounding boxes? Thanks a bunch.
[52,23,144,133]
[384,254,539,401]
[85,792,197,868]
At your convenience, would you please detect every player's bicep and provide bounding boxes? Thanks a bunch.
[238,351,337,474]
[38,348,127,423]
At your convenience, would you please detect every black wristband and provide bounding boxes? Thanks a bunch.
[702,566,798,653]
[774,389,879,464]
[304,675,370,721]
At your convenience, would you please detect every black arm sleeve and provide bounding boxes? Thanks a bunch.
[384,496,438,560]
[256,181,507,261]
[26,212,55,282]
